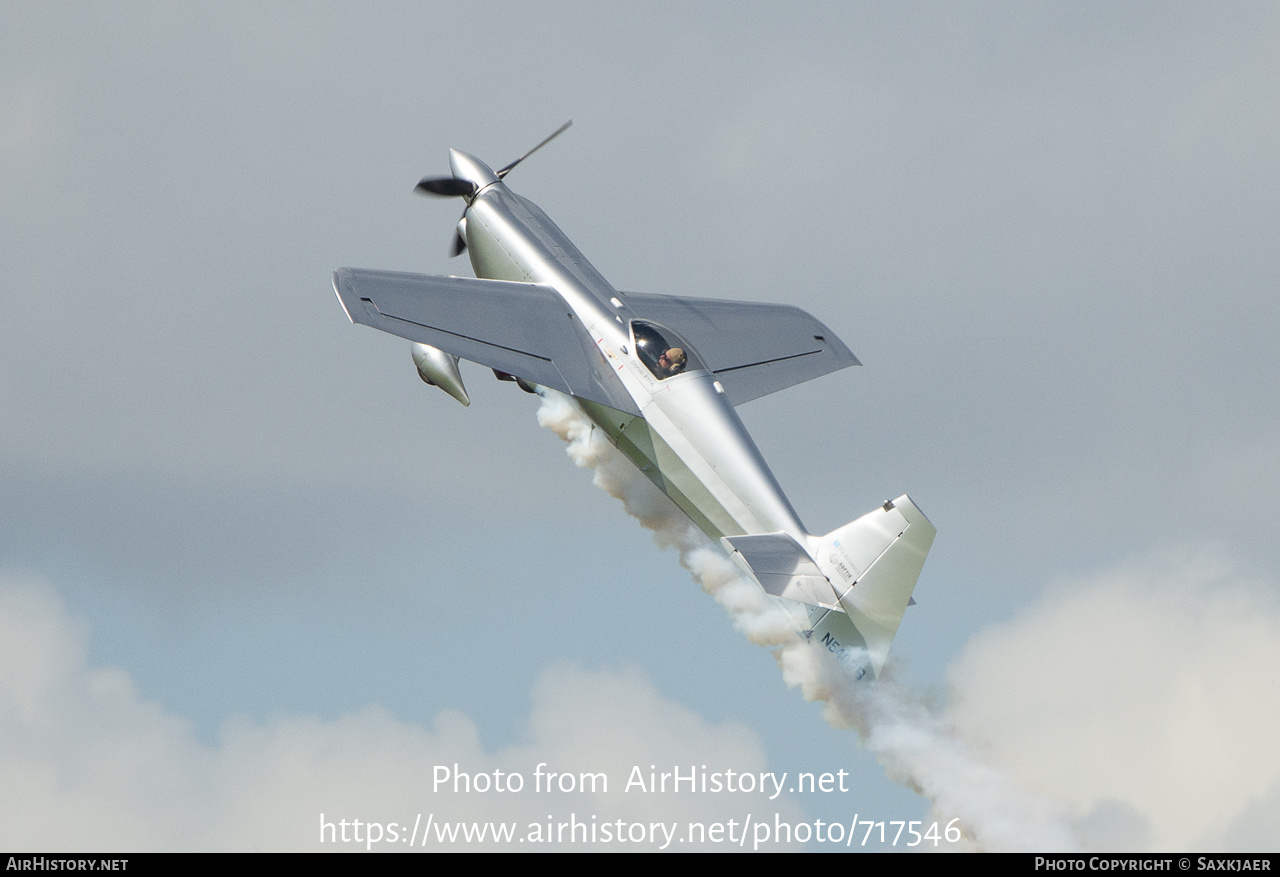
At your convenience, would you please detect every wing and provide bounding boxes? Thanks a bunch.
[334,268,640,415]
[621,291,860,405]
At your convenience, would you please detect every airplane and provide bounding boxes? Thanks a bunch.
[333,124,935,679]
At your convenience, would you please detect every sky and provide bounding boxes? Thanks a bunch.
[2,1,1279,852]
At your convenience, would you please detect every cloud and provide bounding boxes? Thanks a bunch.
[0,579,804,851]
[946,554,1280,852]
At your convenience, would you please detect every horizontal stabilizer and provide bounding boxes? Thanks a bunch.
[720,495,935,678]
[721,532,842,610]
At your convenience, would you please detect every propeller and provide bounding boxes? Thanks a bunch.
[414,179,472,257]
[414,121,573,257]
[449,217,467,257]
[414,176,476,198]
[496,120,572,179]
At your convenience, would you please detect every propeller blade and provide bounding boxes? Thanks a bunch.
[496,120,573,179]
[415,176,476,197]
[449,213,468,257]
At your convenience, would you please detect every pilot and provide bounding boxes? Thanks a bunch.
[656,347,687,378]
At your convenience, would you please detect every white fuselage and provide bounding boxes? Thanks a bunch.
[458,166,808,543]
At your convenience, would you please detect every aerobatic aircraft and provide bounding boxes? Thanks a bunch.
[333,123,935,678]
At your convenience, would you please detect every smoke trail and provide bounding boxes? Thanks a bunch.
[536,390,1079,852]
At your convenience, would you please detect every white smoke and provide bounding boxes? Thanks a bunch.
[536,390,1081,851]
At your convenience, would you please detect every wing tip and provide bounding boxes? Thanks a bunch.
[332,268,357,324]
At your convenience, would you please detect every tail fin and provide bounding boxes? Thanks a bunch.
[814,496,935,674]
[721,495,935,677]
